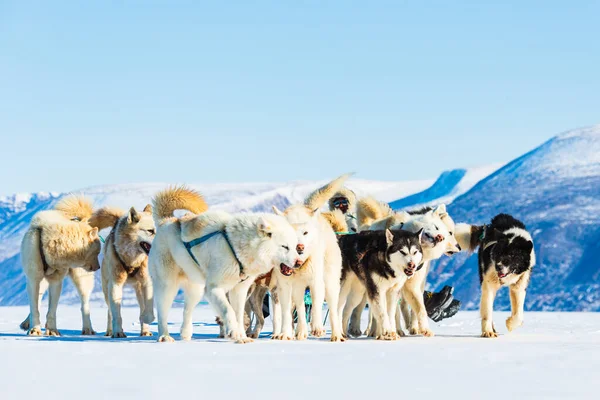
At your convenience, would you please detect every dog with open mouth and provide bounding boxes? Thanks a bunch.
[338,228,424,340]
[455,213,535,338]
[89,204,156,338]
[146,186,300,344]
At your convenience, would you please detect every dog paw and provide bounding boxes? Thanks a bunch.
[112,332,127,339]
[81,328,96,336]
[273,333,294,341]
[45,328,61,337]
[248,331,260,339]
[140,331,153,337]
[228,329,246,342]
[27,327,43,336]
[397,329,406,337]
[377,331,398,341]
[420,329,434,337]
[409,327,420,335]
[506,317,522,332]
[348,327,362,338]
[481,331,498,338]
[235,337,254,344]
[20,319,30,331]
[158,335,175,343]
[296,330,309,341]
[180,335,192,341]
[311,327,326,338]
[330,334,346,342]
[104,331,112,337]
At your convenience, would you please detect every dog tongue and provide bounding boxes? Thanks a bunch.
[280,264,293,276]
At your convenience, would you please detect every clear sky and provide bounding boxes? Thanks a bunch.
[1,1,598,196]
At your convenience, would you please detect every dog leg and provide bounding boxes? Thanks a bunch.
[402,285,433,337]
[229,280,254,344]
[480,281,499,338]
[293,285,309,341]
[134,282,153,337]
[274,282,294,340]
[45,279,64,337]
[343,286,366,338]
[395,303,405,337]
[153,270,179,343]
[26,276,43,336]
[348,294,367,338]
[206,285,244,341]
[108,281,126,338]
[310,279,326,338]
[69,268,96,335]
[338,278,353,337]
[506,276,528,332]
[21,278,48,332]
[325,272,345,342]
[386,289,400,335]
[400,297,411,335]
[271,287,282,338]
[369,291,396,341]
[180,281,204,341]
[248,287,267,338]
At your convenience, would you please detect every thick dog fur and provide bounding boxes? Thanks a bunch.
[95,204,156,338]
[146,186,301,343]
[338,229,423,340]
[271,173,351,342]
[20,195,101,336]
[458,214,535,338]
[350,199,460,337]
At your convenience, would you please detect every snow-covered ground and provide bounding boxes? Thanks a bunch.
[1,305,598,399]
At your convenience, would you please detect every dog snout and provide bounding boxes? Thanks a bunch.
[407,261,415,270]
[294,258,303,268]
[296,244,305,255]
[435,234,444,243]
[90,264,100,272]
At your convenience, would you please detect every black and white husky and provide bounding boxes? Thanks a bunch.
[337,229,423,340]
[456,214,535,338]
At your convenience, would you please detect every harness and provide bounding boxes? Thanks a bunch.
[36,228,50,273]
[183,230,246,280]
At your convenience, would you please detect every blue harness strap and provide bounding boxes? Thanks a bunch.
[183,230,245,277]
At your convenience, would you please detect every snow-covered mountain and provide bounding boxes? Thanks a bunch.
[0,177,436,305]
[423,125,600,311]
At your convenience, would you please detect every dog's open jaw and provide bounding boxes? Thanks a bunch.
[140,241,152,255]
[280,263,293,276]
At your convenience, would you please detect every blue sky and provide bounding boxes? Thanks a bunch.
[1,1,598,196]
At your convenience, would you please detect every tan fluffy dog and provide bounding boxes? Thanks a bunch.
[20,195,101,336]
[89,205,155,338]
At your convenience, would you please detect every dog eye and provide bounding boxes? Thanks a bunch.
[412,250,418,255]
[434,225,439,230]
[303,231,308,236]
[282,245,289,251]
[267,233,272,238]
[449,231,454,236]
[147,229,155,235]
[400,251,408,256]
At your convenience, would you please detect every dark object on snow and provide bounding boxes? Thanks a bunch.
[262,293,270,318]
[424,286,460,322]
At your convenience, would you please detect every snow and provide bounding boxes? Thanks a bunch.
[0,304,598,399]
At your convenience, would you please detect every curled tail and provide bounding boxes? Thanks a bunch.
[455,223,485,252]
[322,210,349,233]
[89,207,125,230]
[152,185,208,225]
[54,195,94,222]
[356,196,392,228]
[304,173,353,211]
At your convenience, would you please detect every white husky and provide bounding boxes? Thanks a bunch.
[146,186,301,343]
[271,174,351,342]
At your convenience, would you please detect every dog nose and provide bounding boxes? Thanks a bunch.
[296,244,304,254]
[407,262,415,269]
[294,259,303,268]
[456,244,462,251]
[435,234,444,243]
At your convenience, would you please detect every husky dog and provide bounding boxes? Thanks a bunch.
[146,186,301,343]
[89,205,155,338]
[455,214,535,338]
[351,197,459,337]
[20,195,101,336]
[271,174,350,342]
[338,229,423,340]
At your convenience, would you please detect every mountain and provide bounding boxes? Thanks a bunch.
[0,177,435,305]
[425,125,600,311]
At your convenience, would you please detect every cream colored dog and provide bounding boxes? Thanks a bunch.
[20,195,101,336]
[89,204,155,338]
[146,186,301,343]
[271,174,350,342]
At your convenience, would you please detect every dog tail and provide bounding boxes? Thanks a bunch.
[304,173,353,211]
[89,207,125,230]
[356,196,392,228]
[152,185,208,224]
[455,223,485,252]
[54,195,94,222]
[322,210,349,233]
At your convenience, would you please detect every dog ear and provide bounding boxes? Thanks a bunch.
[272,206,284,216]
[258,216,273,238]
[517,239,534,253]
[143,204,153,213]
[385,229,394,246]
[88,227,99,241]
[416,228,424,243]
[128,207,141,224]
[433,204,448,219]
